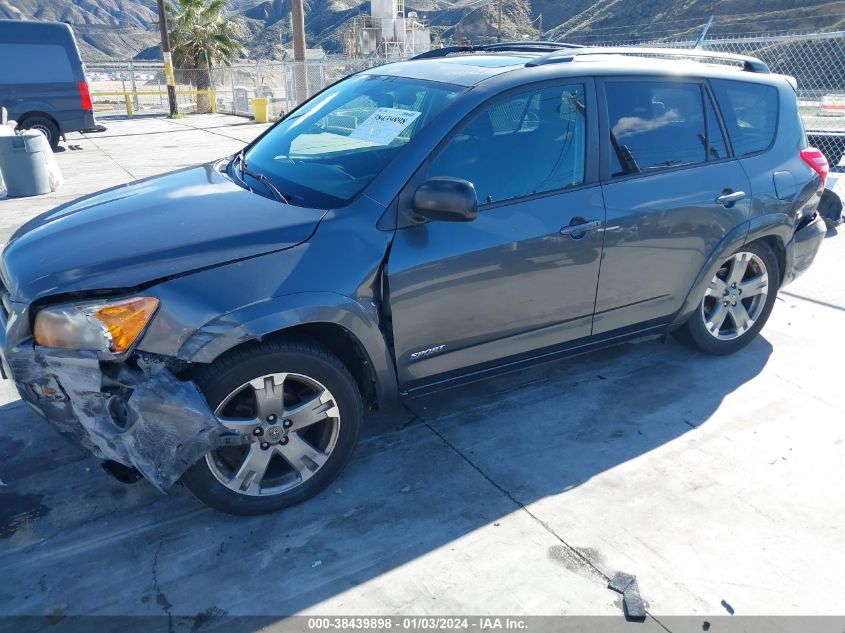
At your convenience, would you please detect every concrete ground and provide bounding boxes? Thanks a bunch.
[0,114,844,630]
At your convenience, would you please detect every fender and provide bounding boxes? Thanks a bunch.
[12,104,62,127]
[670,212,792,328]
[176,291,399,404]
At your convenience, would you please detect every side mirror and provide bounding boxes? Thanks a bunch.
[412,177,478,223]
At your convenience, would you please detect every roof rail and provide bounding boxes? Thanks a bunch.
[410,41,583,60]
[526,47,770,73]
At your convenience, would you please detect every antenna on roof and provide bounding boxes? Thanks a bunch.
[694,16,714,49]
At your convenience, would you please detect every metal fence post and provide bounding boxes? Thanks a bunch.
[129,59,140,111]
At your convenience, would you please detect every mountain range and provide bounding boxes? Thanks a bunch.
[1,0,843,61]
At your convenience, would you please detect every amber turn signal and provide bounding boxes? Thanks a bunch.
[92,297,159,354]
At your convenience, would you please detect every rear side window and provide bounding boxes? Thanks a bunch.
[0,43,74,84]
[711,79,779,156]
[606,82,707,176]
[429,83,586,205]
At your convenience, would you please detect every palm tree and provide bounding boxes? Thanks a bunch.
[167,0,245,113]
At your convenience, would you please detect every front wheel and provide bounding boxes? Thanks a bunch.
[181,338,363,515]
[675,242,779,355]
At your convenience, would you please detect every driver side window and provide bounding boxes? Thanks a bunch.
[428,83,586,206]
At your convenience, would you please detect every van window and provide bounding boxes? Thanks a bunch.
[0,44,74,84]
[711,79,778,156]
[429,83,586,205]
[606,82,706,176]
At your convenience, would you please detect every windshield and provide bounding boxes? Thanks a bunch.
[242,74,464,209]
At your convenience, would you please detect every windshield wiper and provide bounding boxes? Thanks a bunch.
[232,151,291,205]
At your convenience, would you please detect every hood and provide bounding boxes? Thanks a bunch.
[2,164,326,303]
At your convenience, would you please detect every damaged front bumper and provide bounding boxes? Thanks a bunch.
[0,304,234,491]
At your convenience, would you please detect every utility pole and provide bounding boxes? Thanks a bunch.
[497,0,503,42]
[290,0,308,103]
[156,0,177,116]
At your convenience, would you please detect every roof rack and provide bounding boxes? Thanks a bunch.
[410,41,583,60]
[525,47,770,73]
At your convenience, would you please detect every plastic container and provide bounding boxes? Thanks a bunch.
[0,131,51,197]
[252,97,269,123]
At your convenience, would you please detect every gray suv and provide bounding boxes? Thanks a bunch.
[0,44,828,514]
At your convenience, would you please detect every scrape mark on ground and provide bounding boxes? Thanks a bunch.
[548,544,607,583]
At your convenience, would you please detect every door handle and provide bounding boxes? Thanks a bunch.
[560,219,602,237]
[715,190,747,207]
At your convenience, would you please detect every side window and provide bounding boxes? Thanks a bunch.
[705,93,729,160]
[607,81,706,176]
[710,79,778,157]
[0,43,74,84]
[429,84,586,206]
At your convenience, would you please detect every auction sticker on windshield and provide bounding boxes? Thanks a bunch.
[348,108,422,146]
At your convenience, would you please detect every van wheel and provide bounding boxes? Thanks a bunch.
[20,116,60,150]
[675,241,779,355]
[181,338,363,515]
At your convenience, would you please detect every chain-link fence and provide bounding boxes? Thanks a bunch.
[595,31,845,166]
[205,58,388,119]
[86,57,389,118]
[87,61,217,115]
[85,31,845,165]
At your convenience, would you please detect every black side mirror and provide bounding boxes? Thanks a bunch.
[412,177,478,223]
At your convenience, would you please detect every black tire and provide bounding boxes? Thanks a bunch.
[181,337,363,515]
[675,241,779,356]
[19,115,61,150]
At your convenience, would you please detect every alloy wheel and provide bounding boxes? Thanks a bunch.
[206,372,341,496]
[701,251,769,341]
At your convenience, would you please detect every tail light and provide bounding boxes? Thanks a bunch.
[79,81,93,111]
[800,147,829,188]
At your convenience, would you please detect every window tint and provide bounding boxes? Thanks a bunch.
[429,84,586,205]
[705,93,729,160]
[711,79,778,156]
[0,44,74,84]
[607,82,706,176]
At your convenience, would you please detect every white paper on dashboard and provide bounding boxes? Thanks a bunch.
[347,108,422,146]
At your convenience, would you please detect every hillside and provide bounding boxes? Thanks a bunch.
[1,0,842,60]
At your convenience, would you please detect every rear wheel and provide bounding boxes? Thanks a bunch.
[181,338,362,515]
[19,116,60,150]
[675,241,779,355]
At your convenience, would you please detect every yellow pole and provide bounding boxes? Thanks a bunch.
[209,90,217,114]
[124,93,134,117]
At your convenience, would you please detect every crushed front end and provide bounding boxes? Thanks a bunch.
[0,296,235,492]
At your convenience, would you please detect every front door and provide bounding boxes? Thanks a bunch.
[386,80,606,389]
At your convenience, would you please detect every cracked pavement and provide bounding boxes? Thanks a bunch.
[1,115,844,630]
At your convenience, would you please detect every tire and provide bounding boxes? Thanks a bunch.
[675,241,779,356]
[181,337,363,515]
[19,116,61,150]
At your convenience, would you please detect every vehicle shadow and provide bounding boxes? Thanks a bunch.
[0,335,772,627]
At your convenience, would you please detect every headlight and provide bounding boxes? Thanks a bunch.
[33,297,159,355]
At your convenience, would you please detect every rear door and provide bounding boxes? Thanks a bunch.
[386,79,606,389]
[593,77,752,334]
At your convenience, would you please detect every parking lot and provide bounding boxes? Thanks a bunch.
[1,114,844,630]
